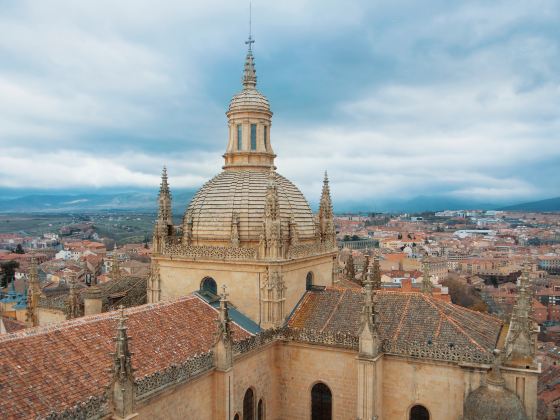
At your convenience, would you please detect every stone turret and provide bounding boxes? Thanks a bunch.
[153,167,173,254]
[83,284,103,316]
[318,171,336,245]
[110,306,136,419]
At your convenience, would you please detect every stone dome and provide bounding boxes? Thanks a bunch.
[463,384,528,420]
[184,170,316,244]
[228,88,270,114]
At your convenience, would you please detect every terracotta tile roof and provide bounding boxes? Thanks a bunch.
[0,295,251,419]
[288,287,503,354]
[1,316,27,333]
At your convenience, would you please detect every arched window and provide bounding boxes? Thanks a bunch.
[243,388,254,420]
[200,277,217,296]
[410,405,430,420]
[306,272,314,291]
[311,382,332,420]
[257,399,264,420]
[234,414,240,420]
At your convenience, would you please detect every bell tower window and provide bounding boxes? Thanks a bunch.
[250,124,257,150]
[263,126,268,150]
[237,124,243,150]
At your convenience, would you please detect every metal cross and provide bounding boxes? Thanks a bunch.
[245,2,254,51]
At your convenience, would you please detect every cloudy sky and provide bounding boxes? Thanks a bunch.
[0,0,558,207]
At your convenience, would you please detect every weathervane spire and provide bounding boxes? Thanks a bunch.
[245,2,254,52]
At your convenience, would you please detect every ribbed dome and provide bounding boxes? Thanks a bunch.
[228,88,270,114]
[185,170,316,244]
[463,384,528,420]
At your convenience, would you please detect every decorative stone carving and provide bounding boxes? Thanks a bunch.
[260,267,286,329]
[135,352,214,400]
[164,241,257,260]
[231,213,240,247]
[44,395,109,420]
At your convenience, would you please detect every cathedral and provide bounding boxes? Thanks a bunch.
[0,40,539,420]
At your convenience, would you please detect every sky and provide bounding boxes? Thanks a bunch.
[0,0,559,208]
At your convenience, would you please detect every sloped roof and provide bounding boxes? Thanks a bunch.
[0,295,251,419]
[288,287,503,355]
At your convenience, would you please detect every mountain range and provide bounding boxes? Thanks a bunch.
[0,189,558,214]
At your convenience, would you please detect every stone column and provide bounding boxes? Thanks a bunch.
[357,354,383,420]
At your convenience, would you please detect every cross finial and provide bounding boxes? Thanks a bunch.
[245,2,255,51]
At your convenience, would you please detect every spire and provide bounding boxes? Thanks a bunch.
[159,166,170,196]
[110,306,135,418]
[421,260,433,294]
[504,261,536,365]
[111,246,121,281]
[318,171,336,245]
[370,255,382,290]
[242,4,257,89]
[214,285,233,370]
[154,166,174,254]
[358,272,381,357]
[26,257,40,327]
[67,277,79,319]
[261,169,282,259]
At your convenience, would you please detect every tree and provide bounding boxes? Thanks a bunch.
[14,244,25,254]
[0,260,20,289]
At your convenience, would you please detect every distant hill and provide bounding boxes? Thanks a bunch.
[499,197,560,212]
[0,191,195,213]
[1,189,557,214]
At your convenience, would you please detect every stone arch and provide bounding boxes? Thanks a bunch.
[306,271,314,290]
[200,276,217,295]
[243,387,255,420]
[409,404,430,420]
[310,381,332,420]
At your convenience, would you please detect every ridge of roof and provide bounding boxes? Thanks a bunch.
[0,295,198,344]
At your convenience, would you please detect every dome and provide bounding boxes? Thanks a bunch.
[184,170,316,244]
[228,88,270,114]
[463,384,528,420]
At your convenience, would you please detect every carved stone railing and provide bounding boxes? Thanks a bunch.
[284,328,359,349]
[233,327,284,355]
[285,328,493,364]
[163,241,257,261]
[135,351,214,400]
[286,241,337,259]
[42,395,109,420]
[382,340,494,364]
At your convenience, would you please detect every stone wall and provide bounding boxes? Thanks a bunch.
[156,253,334,324]
[278,342,358,420]
[37,307,66,325]
[232,343,280,419]
[135,371,215,420]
